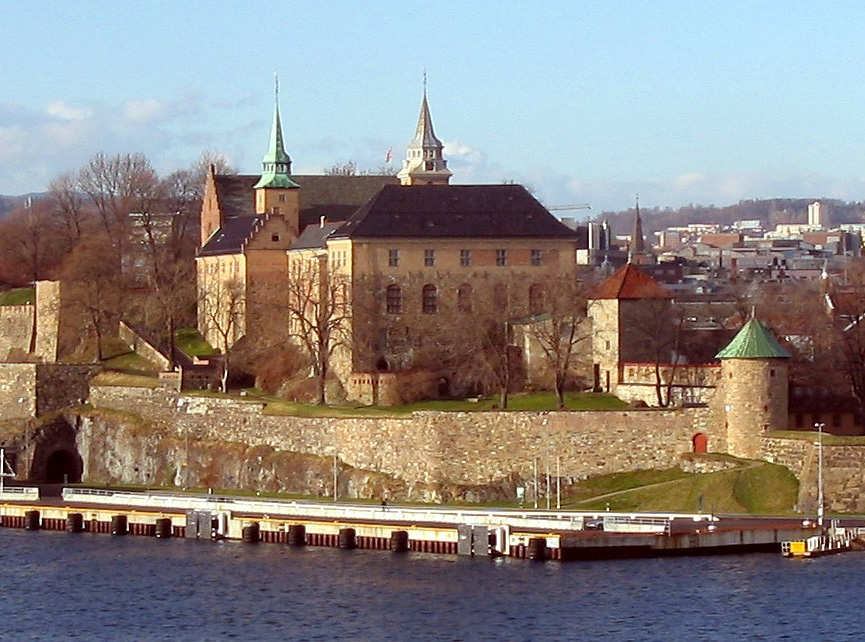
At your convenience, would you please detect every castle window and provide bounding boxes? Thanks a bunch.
[493,284,508,310]
[424,249,435,267]
[458,284,473,313]
[388,249,399,267]
[422,284,438,314]
[460,249,471,267]
[496,249,507,266]
[425,161,434,171]
[272,233,280,242]
[529,284,545,314]
[770,369,776,377]
[278,194,286,202]
[386,285,402,314]
[531,249,543,266]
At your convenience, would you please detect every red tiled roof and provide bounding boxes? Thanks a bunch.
[589,264,673,300]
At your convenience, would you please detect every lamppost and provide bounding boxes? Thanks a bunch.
[815,422,825,528]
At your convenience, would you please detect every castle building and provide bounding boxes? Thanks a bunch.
[196,93,396,351]
[198,83,587,402]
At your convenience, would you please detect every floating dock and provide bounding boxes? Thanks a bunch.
[0,487,823,562]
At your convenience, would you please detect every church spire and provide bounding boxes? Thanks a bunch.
[397,74,452,186]
[254,74,299,190]
[628,195,651,265]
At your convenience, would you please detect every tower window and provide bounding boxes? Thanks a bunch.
[422,284,438,314]
[496,249,507,266]
[386,285,402,314]
[271,233,280,242]
[388,249,399,267]
[460,249,471,267]
[458,284,472,313]
[425,161,434,171]
[424,249,435,267]
[278,194,286,202]
[531,249,543,266]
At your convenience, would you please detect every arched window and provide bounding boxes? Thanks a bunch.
[493,283,508,311]
[386,285,402,314]
[422,284,438,314]
[529,284,545,314]
[457,284,473,313]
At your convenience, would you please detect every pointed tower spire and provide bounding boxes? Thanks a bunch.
[628,195,648,264]
[254,73,299,190]
[397,73,453,186]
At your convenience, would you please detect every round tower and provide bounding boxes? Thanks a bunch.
[716,318,790,459]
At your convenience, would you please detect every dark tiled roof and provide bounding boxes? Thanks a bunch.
[332,184,579,239]
[214,175,257,219]
[199,215,263,256]
[589,264,673,300]
[294,175,399,229]
[291,221,343,250]
[213,174,398,225]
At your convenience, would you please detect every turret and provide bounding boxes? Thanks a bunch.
[716,317,790,459]
[254,77,300,237]
[397,80,452,186]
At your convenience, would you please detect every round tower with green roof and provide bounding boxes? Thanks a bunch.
[715,317,791,459]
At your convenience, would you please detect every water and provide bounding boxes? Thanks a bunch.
[0,528,861,641]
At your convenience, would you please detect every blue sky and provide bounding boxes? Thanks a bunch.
[2,1,865,213]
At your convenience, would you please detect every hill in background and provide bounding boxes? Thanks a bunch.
[598,198,865,236]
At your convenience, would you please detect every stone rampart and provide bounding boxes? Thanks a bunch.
[89,385,710,490]
[0,364,37,420]
[0,306,34,360]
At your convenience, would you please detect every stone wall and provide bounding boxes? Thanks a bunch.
[0,363,98,421]
[118,321,171,371]
[0,306,33,360]
[0,364,37,420]
[89,385,711,496]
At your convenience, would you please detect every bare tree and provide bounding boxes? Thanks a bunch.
[48,172,90,245]
[199,278,245,392]
[285,253,351,405]
[61,235,123,361]
[523,276,592,407]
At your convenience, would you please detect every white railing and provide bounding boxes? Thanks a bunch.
[0,487,39,500]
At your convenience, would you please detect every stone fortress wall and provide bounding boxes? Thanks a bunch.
[88,385,711,491]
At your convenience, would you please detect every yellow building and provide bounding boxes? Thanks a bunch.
[199,86,587,403]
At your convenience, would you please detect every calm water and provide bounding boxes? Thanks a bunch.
[0,528,862,641]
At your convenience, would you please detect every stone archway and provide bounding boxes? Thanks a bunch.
[44,449,83,484]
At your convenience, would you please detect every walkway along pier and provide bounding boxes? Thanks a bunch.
[0,487,824,561]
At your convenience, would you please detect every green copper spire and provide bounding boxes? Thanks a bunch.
[715,317,791,359]
[254,75,299,190]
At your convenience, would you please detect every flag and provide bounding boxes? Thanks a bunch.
[385,147,393,163]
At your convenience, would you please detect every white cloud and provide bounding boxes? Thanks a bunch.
[46,100,93,121]
[123,99,168,123]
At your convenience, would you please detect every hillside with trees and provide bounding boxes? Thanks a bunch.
[598,198,865,236]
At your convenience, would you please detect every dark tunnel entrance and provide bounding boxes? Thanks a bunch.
[45,449,83,484]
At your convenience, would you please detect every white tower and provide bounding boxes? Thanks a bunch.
[808,201,823,228]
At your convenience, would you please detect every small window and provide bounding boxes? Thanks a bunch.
[424,249,435,267]
[605,340,611,350]
[271,233,280,242]
[460,249,471,267]
[529,284,545,314]
[458,284,472,313]
[422,284,438,314]
[493,284,508,310]
[531,249,542,266]
[425,161,434,171]
[496,249,507,266]
[770,369,776,377]
[278,194,286,202]
[388,249,399,267]
[386,284,402,314]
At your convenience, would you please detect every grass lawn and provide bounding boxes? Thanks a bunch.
[0,287,34,306]
[90,370,160,388]
[102,351,162,374]
[176,328,216,357]
[567,461,799,515]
